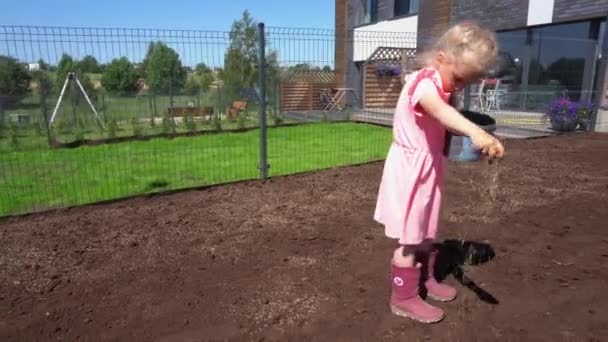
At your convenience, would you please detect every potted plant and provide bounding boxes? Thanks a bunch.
[575,101,593,131]
[545,97,578,132]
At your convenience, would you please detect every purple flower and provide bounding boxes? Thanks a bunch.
[545,96,594,131]
[546,96,577,122]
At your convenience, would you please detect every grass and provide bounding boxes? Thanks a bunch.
[0,122,392,216]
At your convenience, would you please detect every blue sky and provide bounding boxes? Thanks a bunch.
[0,0,334,30]
[0,1,336,67]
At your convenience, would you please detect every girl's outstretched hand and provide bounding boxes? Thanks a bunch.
[471,132,505,159]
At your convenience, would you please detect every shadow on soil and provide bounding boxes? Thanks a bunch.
[431,239,499,304]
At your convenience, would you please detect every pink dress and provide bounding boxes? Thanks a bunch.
[374,67,451,245]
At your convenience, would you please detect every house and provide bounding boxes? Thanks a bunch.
[335,0,420,105]
[27,63,40,72]
[335,0,608,131]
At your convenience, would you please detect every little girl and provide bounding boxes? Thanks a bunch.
[374,22,505,323]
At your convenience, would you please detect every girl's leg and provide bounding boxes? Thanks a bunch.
[390,243,444,323]
[417,239,457,302]
[392,245,416,268]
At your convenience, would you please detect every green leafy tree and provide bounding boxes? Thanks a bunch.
[78,55,101,73]
[54,54,98,131]
[144,42,186,94]
[101,57,139,95]
[141,42,158,77]
[0,55,31,111]
[220,11,280,107]
[32,70,53,136]
[195,62,215,92]
[183,63,215,107]
[221,11,258,101]
[55,54,76,89]
[183,76,202,96]
[55,54,97,101]
[37,58,49,71]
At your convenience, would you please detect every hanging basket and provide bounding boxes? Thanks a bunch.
[375,64,401,77]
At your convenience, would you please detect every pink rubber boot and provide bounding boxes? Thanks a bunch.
[390,263,444,323]
[424,251,457,302]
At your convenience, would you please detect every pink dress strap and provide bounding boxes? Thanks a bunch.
[407,68,450,107]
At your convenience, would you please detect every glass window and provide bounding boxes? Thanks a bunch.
[394,0,419,17]
[528,21,598,103]
[495,31,527,109]
[492,19,602,110]
[358,0,379,25]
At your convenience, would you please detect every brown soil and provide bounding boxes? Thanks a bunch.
[1,133,608,341]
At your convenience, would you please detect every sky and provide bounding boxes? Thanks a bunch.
[0,0,336,67]
[0,0,335,30]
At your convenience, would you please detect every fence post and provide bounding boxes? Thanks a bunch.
[590,15,608,132]
[40,90,52,146]
[463,85,471,111]
[258,23,269,180]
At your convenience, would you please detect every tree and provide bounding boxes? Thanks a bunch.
[141,42,158,77]
[32,70,53,137]
[101,57,138,95]
[195,62,214,92]
[0,55,31,111]
[221,10,260,100]
[78,55,101,73]
[37,58,49,71]
[55,54,97,99]
[221,10,279,103]
[183,76,201,96]
[144,42,187,94]
[322,65,332,72]
[33,70,53,97]
[55,54,76,89]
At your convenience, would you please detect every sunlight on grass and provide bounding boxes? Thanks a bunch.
[0,122,391,216]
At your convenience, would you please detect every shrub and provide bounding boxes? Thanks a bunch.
[237,111,248,129]
[107,119,119,138]
[269,108,283,127]
[185,116,197,132]
[211,114,222,131]
[131,118,143,137]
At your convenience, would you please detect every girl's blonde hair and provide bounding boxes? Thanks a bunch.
[420,21,499,77]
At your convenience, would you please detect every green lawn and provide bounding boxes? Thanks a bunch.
[0,122,391,216]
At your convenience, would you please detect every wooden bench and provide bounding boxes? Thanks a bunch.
[167,106,214,120]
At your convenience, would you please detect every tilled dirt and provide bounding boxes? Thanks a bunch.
[1,133,608,341]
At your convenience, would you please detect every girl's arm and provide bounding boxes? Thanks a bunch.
[418,91,505,158]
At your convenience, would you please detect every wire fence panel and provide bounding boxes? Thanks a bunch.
[264,29,418,178]
[0,26,261,216]
[0,24,600,216]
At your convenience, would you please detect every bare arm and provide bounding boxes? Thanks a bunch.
[418,91,505,158]
[418,91,485,138]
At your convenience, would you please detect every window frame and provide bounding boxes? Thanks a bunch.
[394,0,419,18]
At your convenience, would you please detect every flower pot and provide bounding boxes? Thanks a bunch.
[578,118,589,131]
[550,117,578,131]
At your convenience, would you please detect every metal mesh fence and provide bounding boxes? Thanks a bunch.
[0,24,601,216]
[0,26,260,216]
[0,25,395,216]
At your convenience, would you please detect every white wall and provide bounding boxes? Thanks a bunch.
[353,15,418,62]
[527,0,554,26]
